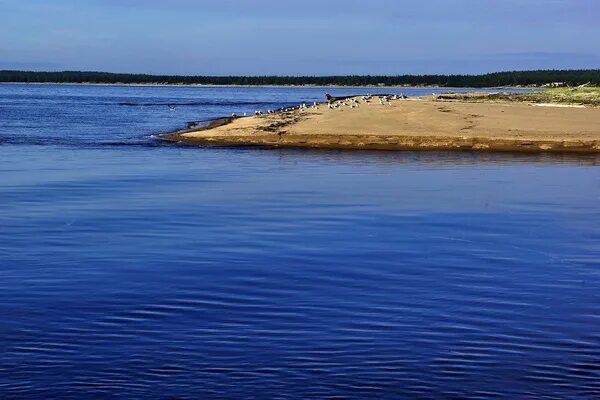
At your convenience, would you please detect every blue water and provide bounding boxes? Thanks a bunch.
[0,84,599,399]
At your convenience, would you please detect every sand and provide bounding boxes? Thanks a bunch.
[163,97,600,153]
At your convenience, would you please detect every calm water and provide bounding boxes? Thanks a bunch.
[0,84,599,399]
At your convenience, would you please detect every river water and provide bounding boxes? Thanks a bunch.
[0,84,599,399]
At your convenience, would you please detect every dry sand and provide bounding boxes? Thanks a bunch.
[163,97,600,153]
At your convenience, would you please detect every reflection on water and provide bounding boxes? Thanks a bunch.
[0,85,599,399]
[177,146,600,167]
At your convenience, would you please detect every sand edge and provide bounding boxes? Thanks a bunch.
[162,132,599,153]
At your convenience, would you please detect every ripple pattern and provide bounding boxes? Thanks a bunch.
[0,85,599,399]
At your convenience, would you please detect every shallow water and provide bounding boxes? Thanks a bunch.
[0,84,599,399]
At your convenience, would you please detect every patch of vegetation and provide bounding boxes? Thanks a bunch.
[1,69,599,87]
[490,87,600,106]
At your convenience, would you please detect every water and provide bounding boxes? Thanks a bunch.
[0,84,599,399]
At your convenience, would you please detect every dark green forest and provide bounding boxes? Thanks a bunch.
[0,69,598,87]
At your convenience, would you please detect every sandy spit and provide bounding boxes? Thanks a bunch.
[162,97,600,153]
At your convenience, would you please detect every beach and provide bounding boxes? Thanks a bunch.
[164,96,600,153]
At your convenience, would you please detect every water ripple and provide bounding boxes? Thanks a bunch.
[0,84,599,399]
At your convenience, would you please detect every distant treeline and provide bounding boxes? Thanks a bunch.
[1,69,599,87]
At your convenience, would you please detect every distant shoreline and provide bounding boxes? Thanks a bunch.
[2,69,598,88]
[0,81,533,90]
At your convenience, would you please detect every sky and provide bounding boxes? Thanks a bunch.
[0,0,598,75]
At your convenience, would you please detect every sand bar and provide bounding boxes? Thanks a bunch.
[162,97,600,153]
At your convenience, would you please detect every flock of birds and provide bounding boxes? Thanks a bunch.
[220,93,408,118]
[167,93,410,117]
[168,93,414,115]
[249,101,320,117]
[167,94,410,117]
[326,94,407,110]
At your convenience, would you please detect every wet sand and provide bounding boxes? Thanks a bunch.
[163,97,600,153]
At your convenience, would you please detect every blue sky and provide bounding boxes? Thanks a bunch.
[0,0,598,75]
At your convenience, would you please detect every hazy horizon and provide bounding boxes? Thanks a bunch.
[1,0,599,75]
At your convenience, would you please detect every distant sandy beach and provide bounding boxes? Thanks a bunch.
[163,96,600,153]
